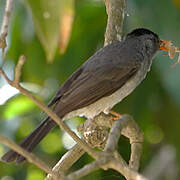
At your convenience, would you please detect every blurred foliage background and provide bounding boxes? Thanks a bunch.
[0,0,180,179]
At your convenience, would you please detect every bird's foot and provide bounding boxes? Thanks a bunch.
[109,110,121,121]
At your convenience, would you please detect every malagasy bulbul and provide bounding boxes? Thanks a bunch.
[1,28,169,164]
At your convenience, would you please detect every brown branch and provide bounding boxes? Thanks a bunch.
[0,135,59,180]
[104,115,130,152]
[80,113,144,172]
[121,116,144,171]
[104,0,126,45]
[1,0,145,179]
[109,152,147,180]
[46,0,128,178]
[14,55,26,85]
[67,160,102,180]
[46,113,146,180]
[1,57,146,180]
[45,144,85,180]
[65,115,147,180]
[0,55,101,180]
[0,56,99,160]
[0,0,13,56]
[102,115,145,179]
[46,114,111,180]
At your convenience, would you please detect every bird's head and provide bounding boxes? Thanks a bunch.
[126,28,168,58]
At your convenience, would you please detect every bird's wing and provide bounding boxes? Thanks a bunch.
[48,43,141,115]
[48,67,84,107]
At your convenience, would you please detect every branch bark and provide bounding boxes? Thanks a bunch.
[0,56,146,180]
[45,144,85,180]
[0,55,98,179]
[46,0,146,179]
[66,114,147,180]
[0,135,59,180]
[0,0,13,56]
[0,57,99,160]
[104,0,126,45]
[46,113,147,180]
[0,0,147,180]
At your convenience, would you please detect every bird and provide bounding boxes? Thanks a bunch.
[1,28,168,164]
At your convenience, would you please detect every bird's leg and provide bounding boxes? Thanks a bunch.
[109,110,121,120]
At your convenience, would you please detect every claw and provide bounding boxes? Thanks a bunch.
[109,110,121,120]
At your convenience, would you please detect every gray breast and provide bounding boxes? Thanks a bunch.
[63,59,152,120]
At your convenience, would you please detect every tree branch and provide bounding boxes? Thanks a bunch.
[104,114,130,152]
[0,0,13,56]
[0,0,147,180]
[14,55,26,85]
[0,56,99,160]
[1,56,146,179]
[46,113,146,180]
[46,0,145,179]
[66,115,147,180]
[104,0,126,45]
[121,115,144,171]
[0,135,59,180]
[0,55,99,179]
[45,144,85,180]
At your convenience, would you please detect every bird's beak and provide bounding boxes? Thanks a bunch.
[159,40,169,51]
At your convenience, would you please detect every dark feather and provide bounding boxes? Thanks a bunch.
[1,41,142,163]
[52,42,141,116]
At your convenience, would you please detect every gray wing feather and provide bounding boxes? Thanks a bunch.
[48,42,141,116]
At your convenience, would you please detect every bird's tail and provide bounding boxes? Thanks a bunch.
[1,117,56,164]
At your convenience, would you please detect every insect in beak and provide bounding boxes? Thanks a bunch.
[159,39,180,67]
[160,40,169,51]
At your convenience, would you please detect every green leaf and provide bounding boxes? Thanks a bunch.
[41,132,62,154]
[3,95,35,119]
[26,0,62,62]
[27,169,45,180]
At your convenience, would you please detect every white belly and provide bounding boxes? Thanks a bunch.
[63,60,152,120]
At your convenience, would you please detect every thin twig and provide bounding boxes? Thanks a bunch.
[14,55,26,85]
[0,56,99,160]
[0,0,13,56]
[0,135,59,180]
[17,87,98,159]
